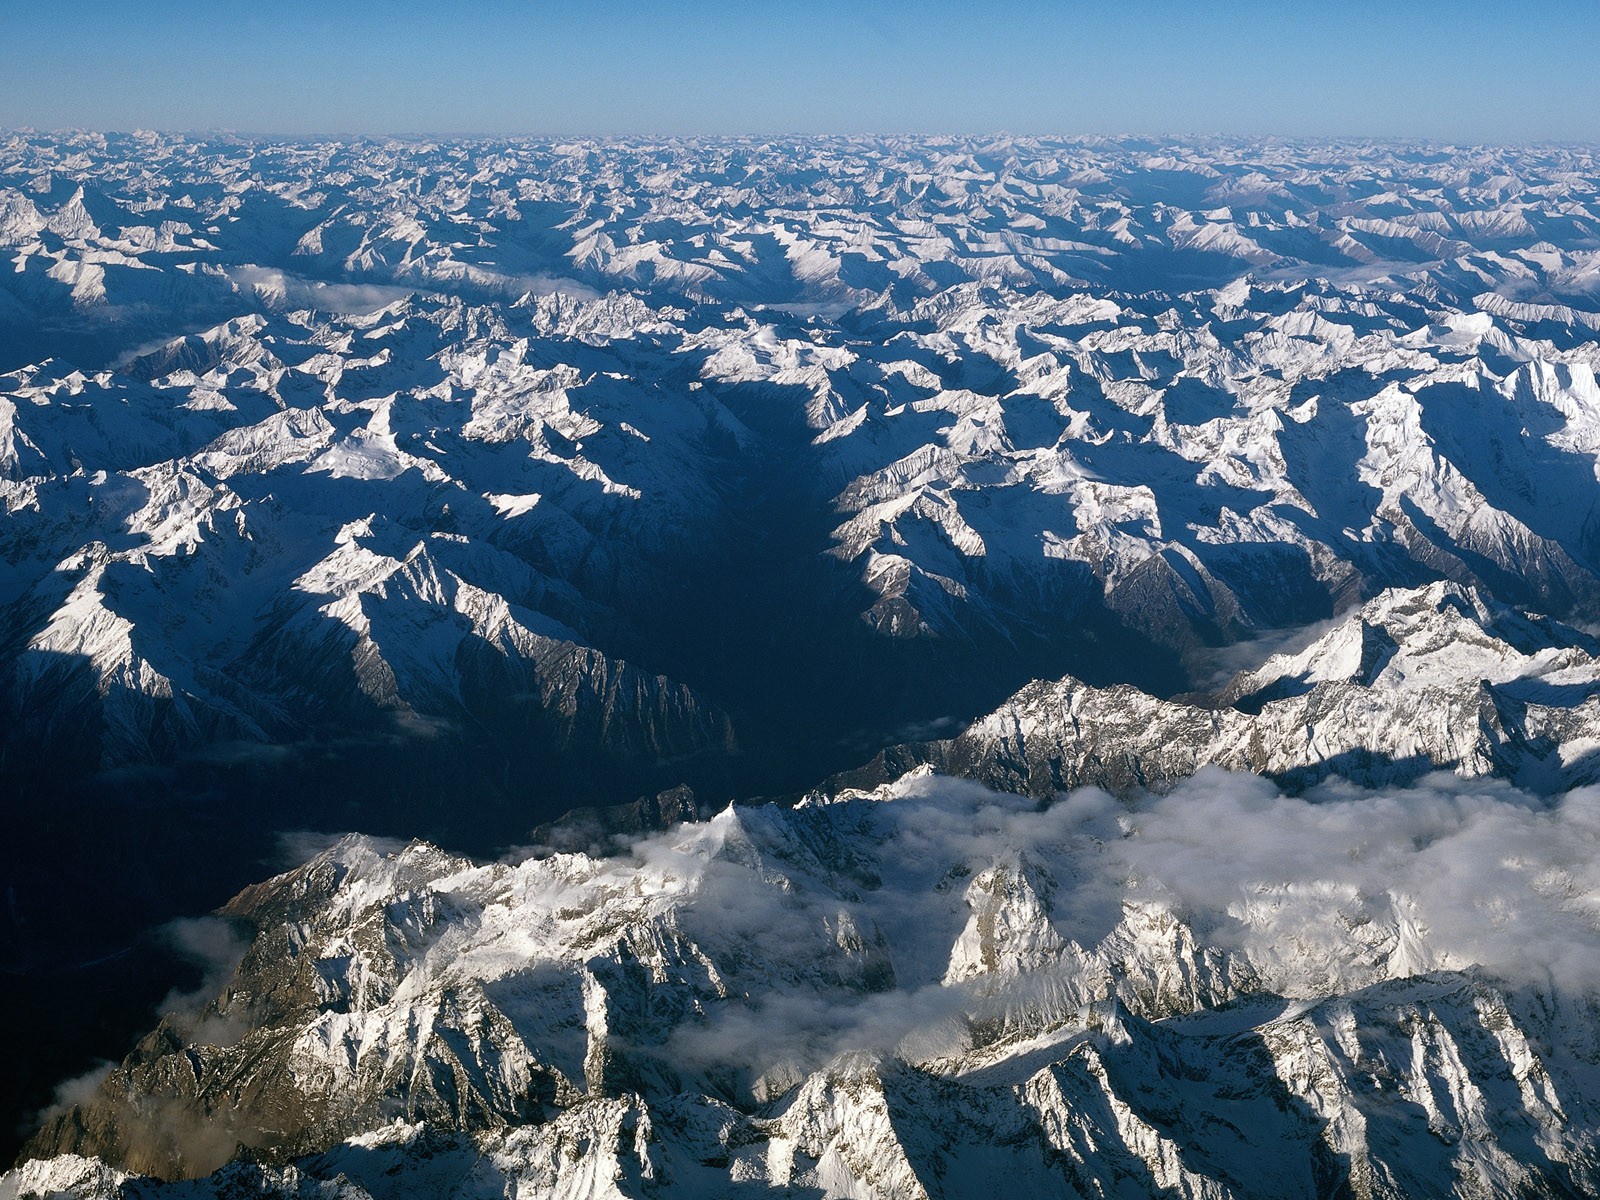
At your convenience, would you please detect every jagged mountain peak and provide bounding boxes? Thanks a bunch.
[830,581,1600,798]
[19,771,1600,1196]
[10,134,1600,1196]
[1220,580,1598,704]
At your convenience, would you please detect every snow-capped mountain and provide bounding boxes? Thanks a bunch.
[18,772,1600,1197]
[834,581,1600,797]
[8,133,1600,798]
[11,132,1600,1196]
[0,297,742,782]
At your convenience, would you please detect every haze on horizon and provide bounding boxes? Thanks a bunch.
[4,0,1598,145]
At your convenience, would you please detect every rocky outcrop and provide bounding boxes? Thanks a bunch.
[834,581,1600,796]
[18,770,1600,1196]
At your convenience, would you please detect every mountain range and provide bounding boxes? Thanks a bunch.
[7,132,1600,1196]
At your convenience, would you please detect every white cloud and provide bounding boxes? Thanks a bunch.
[223,265,416,313]
[619,768,1600,1085]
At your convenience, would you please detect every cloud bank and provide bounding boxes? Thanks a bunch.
[626,768,1600,1085]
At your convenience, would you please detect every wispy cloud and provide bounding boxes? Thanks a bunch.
[622,769,1600,1088]
[222,265,415,313]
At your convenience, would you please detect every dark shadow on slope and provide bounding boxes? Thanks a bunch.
[1414,375,1600,571]
[1094,1011,1360,1199]
[622,370,1192,806]
[1161,375,1243,426]
[875,1013,1359,1199]
[1269,749,1441,794]
[1195,540,1337,632]
[0,646,732,1166]
[1394,494,1592,616]
[1499,676,1600,708]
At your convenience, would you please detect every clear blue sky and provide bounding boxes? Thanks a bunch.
[3,0,1597,143]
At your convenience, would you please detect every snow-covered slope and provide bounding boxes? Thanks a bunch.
[8,135,1600,782]
[16,772,1600,1197]
[0,297,745,780]
[12,133,1600,1196]
[838,581,1600,796]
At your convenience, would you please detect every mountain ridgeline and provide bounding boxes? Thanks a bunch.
[7,133,1600,1196]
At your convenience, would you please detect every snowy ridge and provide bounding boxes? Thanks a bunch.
[0,296,742,774]
[15,772,1600,1197]
[839,582,1600,797]
[7,137,1600,781]
[11,134,1600,1196]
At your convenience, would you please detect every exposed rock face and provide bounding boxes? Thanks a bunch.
[834,581,1600,797]
[17,771,1600,1197]
[14,134,1600,1198]
[0,299,743,783]
[10,135,1600,786]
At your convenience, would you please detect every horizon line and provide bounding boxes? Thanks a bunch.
[7,127,1600,153]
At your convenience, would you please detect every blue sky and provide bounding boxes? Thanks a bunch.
[4,0,1598,142]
